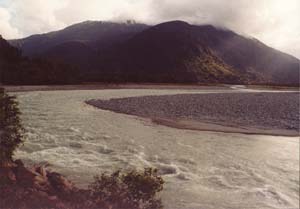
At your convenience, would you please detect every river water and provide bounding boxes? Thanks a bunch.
[12,89,299,209]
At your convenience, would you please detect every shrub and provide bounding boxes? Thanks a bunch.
[0,88,24,165]
[88,168,164,209]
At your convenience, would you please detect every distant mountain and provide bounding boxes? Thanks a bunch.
[0,35,22,83]
[97,21,242,83]
[10,21,149,56]
[0,35,78,84]
[9,21,149,76]
[95,21,299,85]
[7,20,300,86]
[41,41,97,70]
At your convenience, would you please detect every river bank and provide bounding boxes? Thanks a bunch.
[87,92,300,136]
[4,84,299,92]
[12,89,300,209]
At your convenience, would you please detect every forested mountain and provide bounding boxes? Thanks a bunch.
[5,20,300,86]
[10,21,149,57]
[0,35,78,84]
[95,21,299,84]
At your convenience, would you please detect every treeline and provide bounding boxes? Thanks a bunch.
[0,36,79,85]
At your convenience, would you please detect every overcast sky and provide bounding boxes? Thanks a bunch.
[0,0,299,58]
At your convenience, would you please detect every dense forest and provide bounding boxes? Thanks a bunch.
[0,35,79,85]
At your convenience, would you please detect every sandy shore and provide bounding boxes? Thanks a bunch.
[152,118,299,136]
[87,92,300,136]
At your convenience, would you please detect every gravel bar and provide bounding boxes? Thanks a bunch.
[87,92,300,134]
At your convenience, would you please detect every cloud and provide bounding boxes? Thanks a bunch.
[147,0,300,58]
[8,0,68,36]
[54,0,152,25]
[0,0,299,58]
[0,7,20,39]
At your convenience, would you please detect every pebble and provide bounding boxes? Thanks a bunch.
[87,92,300,131]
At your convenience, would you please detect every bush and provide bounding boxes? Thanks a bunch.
[0,88,24,165]
[87,168,164,209]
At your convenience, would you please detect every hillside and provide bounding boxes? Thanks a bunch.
[96,21,242,83]
[0,35,78,84]
[9,21,149,57]
[96,21,299,84]
[6,20,300,86]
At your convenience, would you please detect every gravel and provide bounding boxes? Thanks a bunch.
[87,92,300,131]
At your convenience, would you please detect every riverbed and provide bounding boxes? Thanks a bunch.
[12,88,299,209]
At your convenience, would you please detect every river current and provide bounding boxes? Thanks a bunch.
[12,89,299,209]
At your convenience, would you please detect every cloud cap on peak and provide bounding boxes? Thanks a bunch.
[0,0,299,58]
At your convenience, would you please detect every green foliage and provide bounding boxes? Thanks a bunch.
[0,167,165,209]
[0,88,24,164]
[88,168,164,209]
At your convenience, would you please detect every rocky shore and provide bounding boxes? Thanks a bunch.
[0,160,79,209]
[87,92,300,136]
[0,160,164,209]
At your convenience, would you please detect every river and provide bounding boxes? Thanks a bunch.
[12,88,299,209]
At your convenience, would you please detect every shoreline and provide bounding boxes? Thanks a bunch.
[5,84,299,136]
[3,84,299,92]
[151,117,300,137]
[86,105,299,136]
[3,84,228,92]
[87,92,300,137]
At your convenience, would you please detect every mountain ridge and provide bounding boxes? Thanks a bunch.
[6,20,300,86]
[9,21,149,57]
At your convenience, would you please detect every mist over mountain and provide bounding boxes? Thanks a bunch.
[6,20,300,86]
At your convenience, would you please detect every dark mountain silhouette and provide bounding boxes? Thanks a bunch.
[96,21,242,83]
[0,35,78,84]
[9,21,149,77]
[6,20,300,86]
[10,21,149,57]
[41,41,97,70]
[0,35,22,83]
[96,21,299,84]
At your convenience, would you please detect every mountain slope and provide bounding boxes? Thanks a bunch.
[0,35,78,84]
[41,41,97,70]
[97,21,242,83]
[193,26,300,85]
[8,20,300,86]
[96,21,299,85]
[0,35,22,83]
[9,21,149,57]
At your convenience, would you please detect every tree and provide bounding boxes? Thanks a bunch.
[87,168,164,209]
[0,88,24,165]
